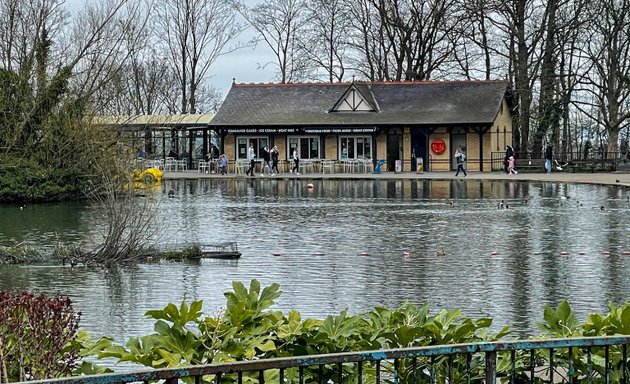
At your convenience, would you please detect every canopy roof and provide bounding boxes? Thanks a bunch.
[94,114,214,130]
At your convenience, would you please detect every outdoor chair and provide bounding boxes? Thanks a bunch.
[321,160,335,174]
[164,157,176,172]
[198,160,209,173]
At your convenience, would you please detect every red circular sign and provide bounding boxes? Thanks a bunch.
[431,139,446,155]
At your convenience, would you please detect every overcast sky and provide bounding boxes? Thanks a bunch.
[211,31,276,94]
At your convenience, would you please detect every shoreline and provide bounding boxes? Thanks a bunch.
[162,170,630,188]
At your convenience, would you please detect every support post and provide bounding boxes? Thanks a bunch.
[485,350,496,384]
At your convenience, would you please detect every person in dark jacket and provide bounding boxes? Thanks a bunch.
[270,146,279,175]
[260,146,270,175]
[504,145,514,174]
[545,145,553,174]
[454,146,467,177]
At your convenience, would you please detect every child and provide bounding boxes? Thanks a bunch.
[508,156,518,174]
[219,154,228,175]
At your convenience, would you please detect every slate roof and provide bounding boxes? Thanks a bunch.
[210,80,510,127]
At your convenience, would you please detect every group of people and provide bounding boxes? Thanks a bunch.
[204,144,228,175]
[503,144,554,174]
[246,144,300,177]
[504,145,517,174]
[156,142,559,177]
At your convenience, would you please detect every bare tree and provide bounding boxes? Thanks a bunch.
[486,0,549,153]
[0,0,67,77]
[553,0,590,155]
[345,0,388,81]
[62,0,151,102]
[236,0,308,84]
[530,0,561,157]
[156,0,245,113]
[575,0,630,153]
[301,0,351,82]
[363,0,464,81]
[455,0,507,80]
[82,159,161,267]
[92,54,174,116]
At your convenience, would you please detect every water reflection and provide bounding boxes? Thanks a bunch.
[0,179,629,342]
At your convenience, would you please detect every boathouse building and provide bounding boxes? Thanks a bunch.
[209,80,514,172]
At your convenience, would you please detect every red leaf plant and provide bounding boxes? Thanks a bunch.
[0,291,81,382]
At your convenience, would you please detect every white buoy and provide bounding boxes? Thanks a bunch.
[490,251,498,256]
[358,252,369,256]
[402,251,410,257]
[272,251,281,256]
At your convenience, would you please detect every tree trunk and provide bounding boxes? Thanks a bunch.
[607,126,619,154]
[515,0,531,154]
[532,0,558,158]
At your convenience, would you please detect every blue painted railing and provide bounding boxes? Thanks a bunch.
[26,336,630,384]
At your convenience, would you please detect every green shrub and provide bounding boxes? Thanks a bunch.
[83,282,630,383]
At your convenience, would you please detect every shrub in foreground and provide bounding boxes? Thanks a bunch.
[0,291,81,381]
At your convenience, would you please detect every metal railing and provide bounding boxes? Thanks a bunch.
[27,336,630,384]
[490,151,627,172]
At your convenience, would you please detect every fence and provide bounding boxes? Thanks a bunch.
[26,336,630,384]
[490,151,627,172]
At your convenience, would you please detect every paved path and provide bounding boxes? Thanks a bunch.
[164,169,630,188]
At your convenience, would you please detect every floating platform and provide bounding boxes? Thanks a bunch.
[196,242,241,260]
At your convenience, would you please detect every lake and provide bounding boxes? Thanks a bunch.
[1,178,629,344]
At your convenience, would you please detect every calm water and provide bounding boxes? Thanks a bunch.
[1,179,630,343]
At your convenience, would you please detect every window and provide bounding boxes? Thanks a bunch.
[237,136,269,159]
[288,136,320,159]
[340,136,372,160]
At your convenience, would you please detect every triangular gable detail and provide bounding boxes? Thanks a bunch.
[330,84,376,112]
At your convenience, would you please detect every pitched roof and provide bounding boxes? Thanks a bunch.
[210,80,509,127]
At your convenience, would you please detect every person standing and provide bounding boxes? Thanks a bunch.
[271,146,279,175]
[545,145,553,174]
[218,154,228,175]
[245,143,256,177]
[504,145,514,174]
[292,147,300,174]
[209,144,219,173]
[454,146,467,177]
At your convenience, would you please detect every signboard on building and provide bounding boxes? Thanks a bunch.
[225,127,380,134]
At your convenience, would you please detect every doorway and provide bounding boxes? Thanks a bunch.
[387,129,403,171]
[411,130,427,171]
[450,128,467,170]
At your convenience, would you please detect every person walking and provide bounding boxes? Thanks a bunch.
[454,146,467,177]
[261,146,271,176]
[245,143,256,177]
[504,145,514,174]
[271,146,279,175]
[292,147,300,175]
[507,156,518,174]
